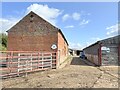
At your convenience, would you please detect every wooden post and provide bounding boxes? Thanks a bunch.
[30,53,32,71]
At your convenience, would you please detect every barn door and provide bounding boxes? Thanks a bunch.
[98,48,101,66]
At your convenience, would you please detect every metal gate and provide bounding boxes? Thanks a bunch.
[0,51,57,78]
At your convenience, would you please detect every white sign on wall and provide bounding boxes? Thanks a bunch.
[51,44,57,50]
[101,46,110,52]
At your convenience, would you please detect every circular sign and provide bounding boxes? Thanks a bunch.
[51,44,57,50]
[101,46,110,52]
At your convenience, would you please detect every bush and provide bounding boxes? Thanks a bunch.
[0,33,8,51]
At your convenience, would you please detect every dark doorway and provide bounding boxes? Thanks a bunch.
[76,50,80,56]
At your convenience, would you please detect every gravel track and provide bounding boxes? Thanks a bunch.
[2,56,119,88]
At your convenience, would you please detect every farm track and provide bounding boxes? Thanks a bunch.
[2,56,119,88]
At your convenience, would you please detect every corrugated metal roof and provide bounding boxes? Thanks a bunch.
[83,35,120,50]
[83,41,100,50]
[101,35,120,44]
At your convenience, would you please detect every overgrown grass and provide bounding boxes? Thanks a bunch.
[0,44,7,51]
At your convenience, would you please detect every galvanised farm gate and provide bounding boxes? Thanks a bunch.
[0,51,57,78]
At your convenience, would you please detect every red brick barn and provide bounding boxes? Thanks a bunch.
[7,11,69,68]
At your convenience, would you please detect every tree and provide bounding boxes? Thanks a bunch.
[0,33,8,51]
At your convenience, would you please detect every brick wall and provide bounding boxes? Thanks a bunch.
[7,12,68,68]
[57,32,68,65]
[7,12,58,52]
[7,33,58,52]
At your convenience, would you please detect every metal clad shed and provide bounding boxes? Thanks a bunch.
[101,35,119,65]
[83,35,120,66]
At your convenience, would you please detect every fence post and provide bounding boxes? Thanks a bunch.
[10,51,13,75]
[38,52,39,69]
[42,53,43,69]
[25,60,28,77]
[51,53,52,68]
[30,53,32,71]
[18,53,20,76]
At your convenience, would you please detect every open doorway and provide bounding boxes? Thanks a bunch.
[76,50,81,56]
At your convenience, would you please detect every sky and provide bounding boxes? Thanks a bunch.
[1,2,119,50]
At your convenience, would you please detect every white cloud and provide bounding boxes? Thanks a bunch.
[91,37,101,41]
[62,12,80,22]
[26,4,63,25]
[69,42,83,50]
[64,25,74,28]
[72,12,80,20]
[80,19,90,26]
[0,18,20,33]
[62,14,70,22]
[1,4,63,33]
[87,13,91,15]
[106,24,120,37]
[84,37,101,48]
[83,23,120,49]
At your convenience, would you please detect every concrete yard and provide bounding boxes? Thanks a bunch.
[2,56,119,88]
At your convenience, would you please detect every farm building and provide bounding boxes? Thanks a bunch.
[69,48,82,56]
[83,35,120,66]
[6,11,69,69]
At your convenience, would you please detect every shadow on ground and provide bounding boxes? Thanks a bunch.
[70,57,94,66]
